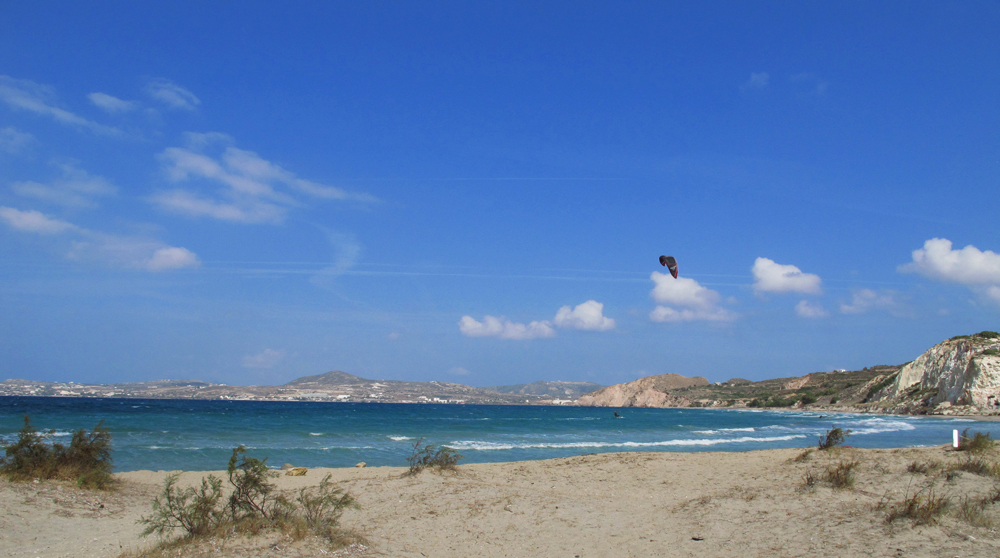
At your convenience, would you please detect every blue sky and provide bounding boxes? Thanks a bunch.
[1,2,998,387]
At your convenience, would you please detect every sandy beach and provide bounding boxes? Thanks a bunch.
[1,446,998,558]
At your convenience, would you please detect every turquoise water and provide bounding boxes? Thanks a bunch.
[1,396,995,472]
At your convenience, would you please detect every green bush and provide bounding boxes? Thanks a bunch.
[227,445,288,522]
[140,447,359,547]
[975,331,1000,339]
[0,415,114,489]
[405,438,463,476]
[140,474,225,538]
[818,427,851,450]
[296,474,359,539]
[798,394,817,405]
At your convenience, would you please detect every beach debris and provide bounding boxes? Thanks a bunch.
[692,537,704,541]
[659,255,679,278]
[281,463,295,470]
[285,467,308,476]
[355,462,367,467]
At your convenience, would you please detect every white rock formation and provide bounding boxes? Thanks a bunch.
[889,335,1000,408]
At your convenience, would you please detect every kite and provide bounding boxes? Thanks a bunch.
[659,255,678,278]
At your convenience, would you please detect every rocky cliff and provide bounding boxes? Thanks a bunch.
[872,332,1000,410]
[576,373,709,407]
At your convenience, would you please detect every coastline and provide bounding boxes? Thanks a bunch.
[3,446,998,557]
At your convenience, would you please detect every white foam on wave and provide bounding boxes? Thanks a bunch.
[448,435,806,451]
[389,436,412,441]
[309,432,323,436]
[839,418,917,436]
[51,431,72,437]
[693,427,755,435]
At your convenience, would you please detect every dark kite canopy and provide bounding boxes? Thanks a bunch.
[659,255,678,278]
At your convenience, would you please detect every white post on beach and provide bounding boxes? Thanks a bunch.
[953,429,960,449]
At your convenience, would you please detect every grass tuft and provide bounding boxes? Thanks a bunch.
[958,496,996,529]
[825,460,859,489]
[884,489,950,525]
[958,429,996,454]
[907,460,942,475]
[947,456,1000,479]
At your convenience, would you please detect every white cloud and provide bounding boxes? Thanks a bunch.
[448,367,470,376]
[839,289,900,315]
[151,137,376,224]
[87,92,137,113]
[649,305,737,322]
[741,72,769,90]
[553,300,615,331]
[11,162,116,208]
[0,206,78,234]
[149,189,287,224]
[649,272,737,322]
[0,126,35,154]
[146,79,200,110]
[147,247,200,271]
[0,75,121,135]
[310,231,361,287]
[795,300,828,318]
[0,206,199,272]
[242,349,285,369]
[900,238,1000,285]
[67,234,200,272]
[752,257,822,294]
[458,315,555,340]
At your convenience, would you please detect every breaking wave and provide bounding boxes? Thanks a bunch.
[448,435,806,451]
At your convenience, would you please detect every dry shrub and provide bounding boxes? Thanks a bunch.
[793,448,813,462]
[907,460,942,475]
[825,460,859,489]
[802,470,817,489]
[958,429,997,454]
[884,489,950,526]
[948,456,1000,479]
[957,496,995,529]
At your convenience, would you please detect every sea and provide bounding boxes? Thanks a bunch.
[1,396,996,472]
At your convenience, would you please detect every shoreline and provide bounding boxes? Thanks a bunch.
[4,446,1000,557]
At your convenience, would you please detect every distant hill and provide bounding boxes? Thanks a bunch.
[574,331,1000,416]
[285,371,370,386]
[482,381,604,399]
[577,373,709,407]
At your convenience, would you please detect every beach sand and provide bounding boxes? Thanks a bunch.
[1,446,997,557]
